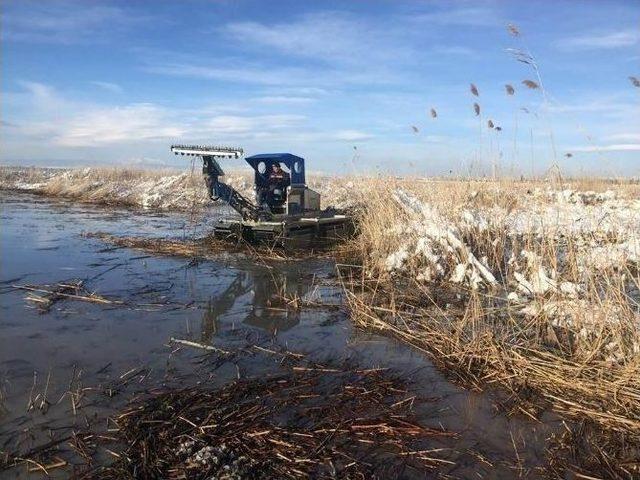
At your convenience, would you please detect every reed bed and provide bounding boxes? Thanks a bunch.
[98,365,453,479]
[341,177,640,477]
[83,232,335,261]
[0,166,357,211]
[84,232,239,258]
[1,346,453,478]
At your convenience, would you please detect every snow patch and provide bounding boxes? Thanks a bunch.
[385,189,497,289]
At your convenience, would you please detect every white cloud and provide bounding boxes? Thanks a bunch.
[227,14,354,62]
[548,97,638,117]
[18,81,58,102]
[6,81,384,165]
[333,130,374,141]
[2,3,149,44]
[603,133,640,143]
[557,30,640,50]
[6,82,314,149]
[91,81,124,94]
[268,87,330,96]
[408,7,502,27]
[144,60,397,87]
[225,12,415,66]
[7,82,183,147]
[54,104,184,147]
[205,115,306,136]
[571,144,640,152]
[145,10,482,89]
[145,62,314,86]
[253,96,315,104]
[12,81,68,111]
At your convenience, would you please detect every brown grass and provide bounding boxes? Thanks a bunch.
[339,178,640,476]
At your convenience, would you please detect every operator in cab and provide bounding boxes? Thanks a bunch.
[267,163,290,212]
[269,163,290,188]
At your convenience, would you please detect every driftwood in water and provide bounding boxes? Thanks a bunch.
[13,280,123,312]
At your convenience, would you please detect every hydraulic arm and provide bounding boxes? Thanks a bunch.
[203,156,264,221]
[170,145,267,221]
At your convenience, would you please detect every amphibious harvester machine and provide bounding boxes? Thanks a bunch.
[170,144,351,245]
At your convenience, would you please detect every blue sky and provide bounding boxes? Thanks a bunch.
[1,0,639,176]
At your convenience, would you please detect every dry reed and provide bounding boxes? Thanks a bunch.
[340,178,640,475]
[99,369,453,479]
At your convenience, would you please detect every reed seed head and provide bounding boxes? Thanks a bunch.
[507,23,520,36]
[522,79,540,89]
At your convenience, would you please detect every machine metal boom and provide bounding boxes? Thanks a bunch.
[171,144,262,221]
[170,145,243,158]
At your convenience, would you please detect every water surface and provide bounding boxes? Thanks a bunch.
[0,193,560,478]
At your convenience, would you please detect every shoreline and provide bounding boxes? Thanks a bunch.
[2,166,640,477]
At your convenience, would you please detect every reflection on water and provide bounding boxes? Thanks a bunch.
[200,266,317,341]
[201,299,221,344]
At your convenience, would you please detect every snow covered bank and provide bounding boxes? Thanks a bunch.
[357,181,640,366]
[349,180,640,438]
[0,166,358,211]
[382,186,640,286]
